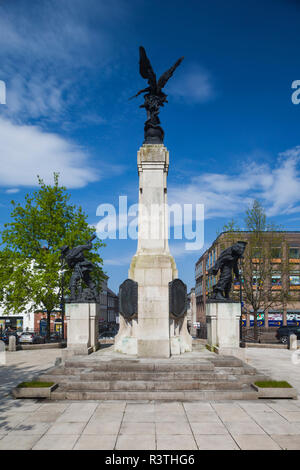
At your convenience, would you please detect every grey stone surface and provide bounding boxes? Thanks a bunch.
[0,348,300,449]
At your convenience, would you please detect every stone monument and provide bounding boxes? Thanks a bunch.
[206,241,247,358]
[115,47,192,357]
[60,235,100,356]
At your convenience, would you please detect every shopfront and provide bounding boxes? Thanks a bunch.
[0,316,23,332]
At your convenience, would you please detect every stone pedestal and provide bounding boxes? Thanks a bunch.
[64,302,100,356]
[206,301,244,359]
[114,144,192,358]
[289,334,298,350]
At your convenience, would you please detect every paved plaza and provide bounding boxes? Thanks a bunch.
[0,347,300,450]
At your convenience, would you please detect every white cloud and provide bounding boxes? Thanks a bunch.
[0,116,99,188]
[169,146,300,219]
[5,188,20,194]
[0,0,128,123]
[103,254,133,266]
[168,64,215,103]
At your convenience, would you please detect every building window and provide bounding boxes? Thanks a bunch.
[290,273,300,285]
[251,247,261,258]
[271,272,282,286]
[271,247,281,259]
[289,247,300,259]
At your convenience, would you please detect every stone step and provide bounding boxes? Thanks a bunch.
[37,371,233,383]
[63,361,215,372]
[209,357,244,367]
[77,371,231,381]
[40,368,230,381]
[238,374,271,384]
[50,387,258,401]
[61,379,243,392]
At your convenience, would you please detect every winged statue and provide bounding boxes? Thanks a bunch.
[130,46,184,144]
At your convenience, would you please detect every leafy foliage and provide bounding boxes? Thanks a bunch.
[0,174,105,336]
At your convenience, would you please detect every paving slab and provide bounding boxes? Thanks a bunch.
[273,411,300,422]
[21,411,62,423]
[46,421,87,435]
[224,420,266,435]
[32,434,80,450]
[39,403,70,413]
[190,421,229,435]
[233,434,281,450]
[115,435,156,450]
[187,411,222,423]
[12,422,50,435]
[0,432,42,450]
[82,418,121,435]
[119,422,155,435]
[157,435,197,450]
[73,434,117,450]
[195,434,239,450]
[155,422,192,435]
[183,402,214,412]
[271,434,300,450]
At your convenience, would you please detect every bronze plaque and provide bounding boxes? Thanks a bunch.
[169,278,187,318]
[119,279,138,320]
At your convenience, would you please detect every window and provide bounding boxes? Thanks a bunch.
[290,272,300,285]
[251,248,261,258]
[271,247,281,258]
[289,247,300,259]
[206,256,209,270]
[271,273,281,286]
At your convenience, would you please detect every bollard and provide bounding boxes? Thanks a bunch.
[289,333,297,350]
[8,335,16,352]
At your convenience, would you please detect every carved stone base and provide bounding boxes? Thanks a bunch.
[64,302,100,358]
[206,301,242,357]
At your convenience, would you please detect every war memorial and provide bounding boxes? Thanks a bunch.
[35,47,294,401]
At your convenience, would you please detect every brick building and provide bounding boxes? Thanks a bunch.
[195,231,300,329]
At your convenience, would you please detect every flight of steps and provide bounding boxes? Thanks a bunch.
[37,352,269,401]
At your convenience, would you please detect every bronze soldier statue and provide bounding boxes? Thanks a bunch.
[209,241,247,301]
[60,235,99,303]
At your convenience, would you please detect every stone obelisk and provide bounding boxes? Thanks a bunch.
[114,46,192,357]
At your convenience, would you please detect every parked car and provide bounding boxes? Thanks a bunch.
[99,331,117,340]
[48,333,62,343]
[19,332,45,344]
[276,325,300,344]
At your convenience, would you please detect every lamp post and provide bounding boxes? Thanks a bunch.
[60,259,66,341]
[239,258,244,347]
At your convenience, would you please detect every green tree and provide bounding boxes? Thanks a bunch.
[0,174,105,339]
[216,218,241,237]
[241,200,290,341]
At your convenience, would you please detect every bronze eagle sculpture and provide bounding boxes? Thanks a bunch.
[131,46,184,144]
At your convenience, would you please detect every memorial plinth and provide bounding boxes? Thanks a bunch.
[206,301,244,359]
[65,302,100,356]
[114,144,192,357]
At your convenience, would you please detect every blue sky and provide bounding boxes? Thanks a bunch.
[0,0,300,293]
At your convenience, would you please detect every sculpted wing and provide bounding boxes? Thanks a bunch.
[139,46,157,90]
[157,56,184,92]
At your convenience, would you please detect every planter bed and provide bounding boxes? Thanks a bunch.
[251,381,297,399]
[12,381,58,399]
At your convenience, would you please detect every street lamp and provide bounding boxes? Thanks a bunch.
[239,258,244,347]
[60,258,66,341]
